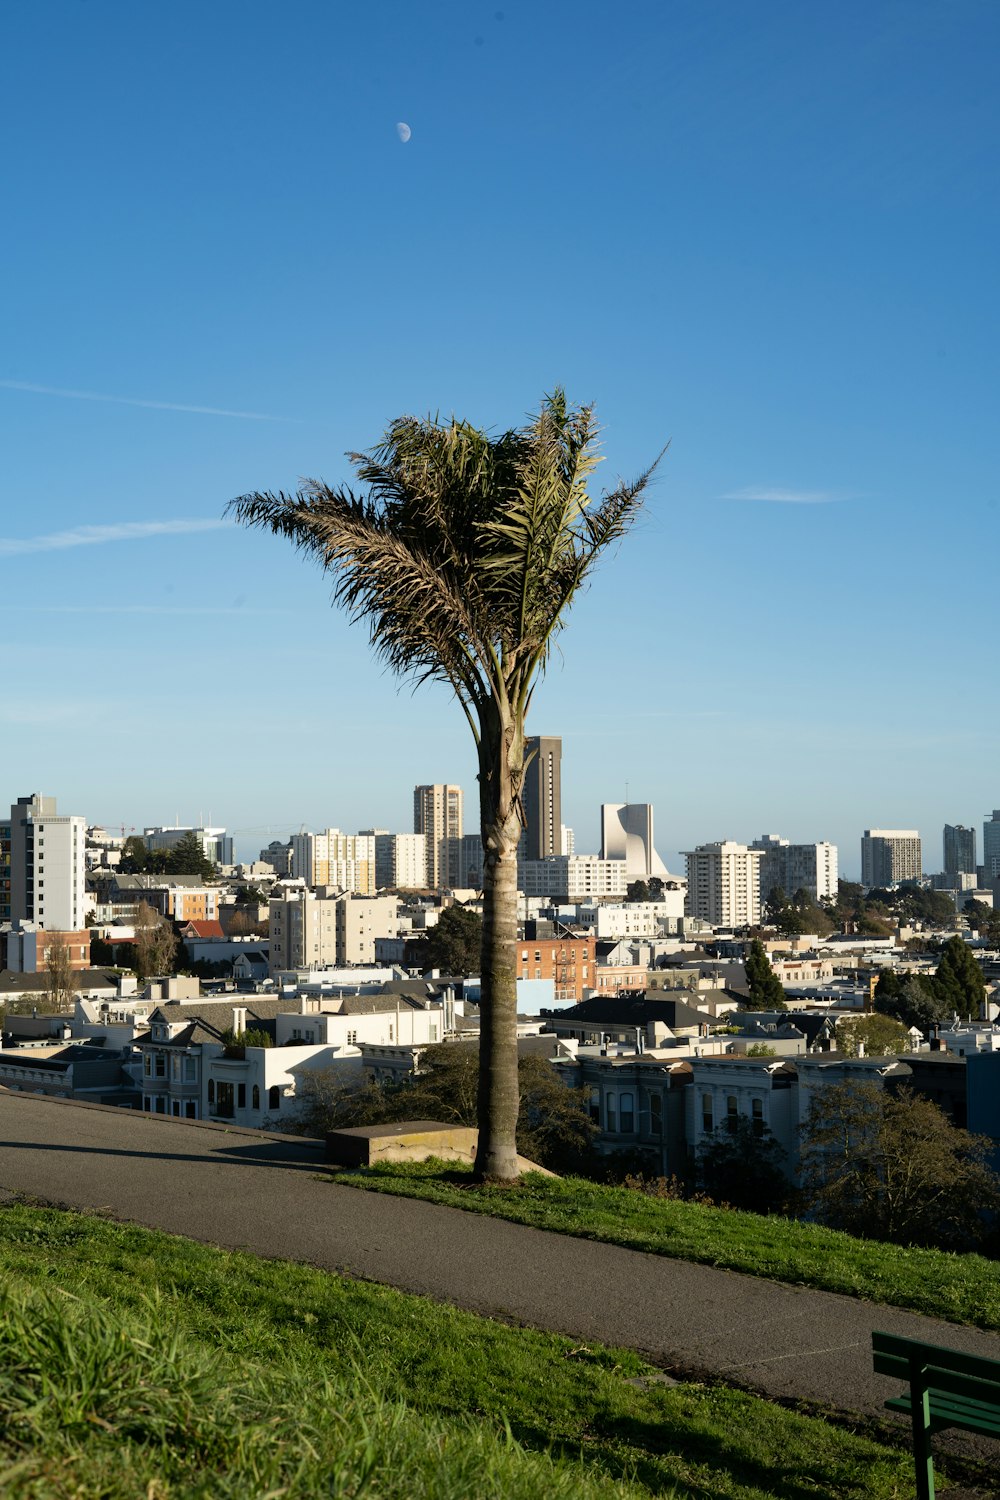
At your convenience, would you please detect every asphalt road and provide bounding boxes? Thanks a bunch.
[3,1090,1000,1434]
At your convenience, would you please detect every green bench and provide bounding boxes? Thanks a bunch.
[872,1330,1000,1500]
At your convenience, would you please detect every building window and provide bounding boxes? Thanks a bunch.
[171,1100,180,1117]
[589,1087,600,1123]
[752,1099,764,1138]
[252,1085,260,1110]
[237,1083,246,1109]
[702,1093,713,1133]
[268,1085,280,1109]
[650,1094,662,1136]
[216,1081,234,1118]
[619,1092,634,1133]
[143,1054,152,1077]
[183,1057,197,1083]
[185,1101,196,1119]
[207,1079,215,1105]
[143,1096,151,1112]
[154,1054,166,1078]
[154,1096,166,1114]
[606,1092,617,1132]
[726,1096,739,1135]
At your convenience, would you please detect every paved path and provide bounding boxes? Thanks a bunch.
[2,1090,1000,1436]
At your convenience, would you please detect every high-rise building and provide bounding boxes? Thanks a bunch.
[0,817,11,924]
[290,830,376,893]
[943,824,976,877]
[522,736,561,862]
[8,793,86,931]
[373,833,427,890]
[982,812,1000,881]
[413,785,463,889]
[682,842,763,928]
[861,829,922,887]
[600,803,669,881]
[751,834,838,904]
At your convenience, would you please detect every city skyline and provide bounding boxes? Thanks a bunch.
[3,3,997,878]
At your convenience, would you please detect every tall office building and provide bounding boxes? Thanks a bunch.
[413,784,463,889]
[522,736,561,862]
[682,842,763,927]
[8,793,86,931]
[943,824,976,877]
[861,829,922,887]
[982,812,1000,881]
[600,803,669,881]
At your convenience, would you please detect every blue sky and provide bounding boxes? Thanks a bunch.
[2,0,997,876]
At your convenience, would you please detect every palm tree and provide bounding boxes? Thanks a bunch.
[227,390,660,1179]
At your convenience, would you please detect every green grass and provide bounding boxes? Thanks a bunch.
[334,1162,1000,1332]
[0,1202,920,1499]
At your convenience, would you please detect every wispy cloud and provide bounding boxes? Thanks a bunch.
[0,378,297,422]
[0,519,230,557]
[720,486,847,504]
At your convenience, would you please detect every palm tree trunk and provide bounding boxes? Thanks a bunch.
[474,701,525,1180]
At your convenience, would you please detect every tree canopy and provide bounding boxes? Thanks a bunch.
[422,906,483,976]
[741,940,787,1011]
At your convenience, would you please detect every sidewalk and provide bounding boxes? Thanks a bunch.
[2,1090,1000,1430]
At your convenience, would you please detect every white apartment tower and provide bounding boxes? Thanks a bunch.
[861,830,922,888]
[682,841,763,927]
[8,793,86,931]
[290,830,376,894]
[373,833,427,890]
[413,785,463,889]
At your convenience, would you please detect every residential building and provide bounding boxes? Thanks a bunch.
[943,824,976,877]
[413,784,463,889]
[110,874,219,922]
[861,829,922,887]
[268,888,398,972]
[144,825,233,866]
[686,1055,799,1175]
[1,818,11,923]
[259,839,294,875]
[8,793,86,931]
[335,895,399,965]
[523,736,561,861]
[682,842,763,927]
[4,922,91,972]
[752,835,838,904]
[600,803,669,881]
[290,829,376,894]
[982,811,1000,881]
[373,833,427,890]
[520,856,629,903]
[518,933,596,1002]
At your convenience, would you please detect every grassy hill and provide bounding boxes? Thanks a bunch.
[0,1200,929,1499]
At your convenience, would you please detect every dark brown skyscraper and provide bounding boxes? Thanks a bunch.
[523,736,561,861]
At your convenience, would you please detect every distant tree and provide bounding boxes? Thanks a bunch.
[44,935,76,1015]
[742,940,787,1011]
[873,969,949,1034]
[745,1042,778,1057]
[164,831,217,880]
[763,885,789,925]
[801,1080,1000,1252]
[835,1013,911,1058]
[961,899,1000,942]
[423,906,483,975]
[933,935,985,1020]
[648,877,664,899]
[697,1118,790,1214]
[132,902,178,983]
[119,835,150,873]
[626,880,650,904]
[222,1026,273,1050]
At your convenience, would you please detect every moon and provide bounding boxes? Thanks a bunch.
[396,122,411,143]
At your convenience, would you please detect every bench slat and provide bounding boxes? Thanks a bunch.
[872,1331,1000,1386]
